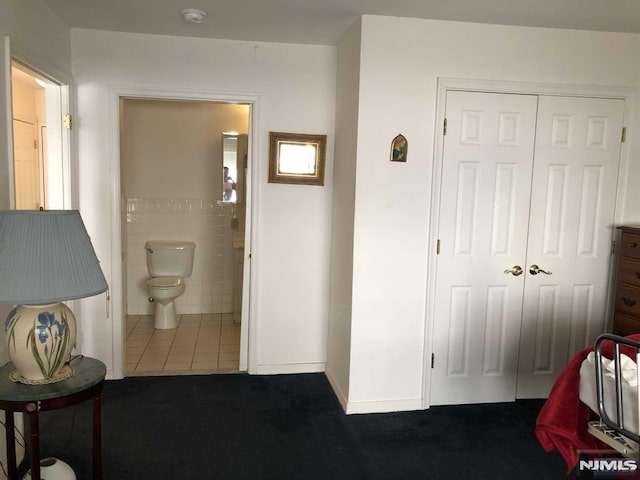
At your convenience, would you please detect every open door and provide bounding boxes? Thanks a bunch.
[5,36,72,211]
[10,61,68,210]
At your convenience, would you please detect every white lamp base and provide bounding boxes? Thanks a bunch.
[23,457,76,480]
[5,303,76,384]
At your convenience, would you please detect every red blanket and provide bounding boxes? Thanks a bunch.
[535,334,640,472]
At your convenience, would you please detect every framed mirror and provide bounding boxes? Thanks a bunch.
[268,132,326,186]
[221,133,247,204]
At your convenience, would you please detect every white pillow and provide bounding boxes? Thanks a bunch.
[586,351,638,387]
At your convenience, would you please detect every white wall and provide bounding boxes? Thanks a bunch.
[70,29,336,376]
[121,100,249,200]
[326,19,361,410]
[340,15,640,413]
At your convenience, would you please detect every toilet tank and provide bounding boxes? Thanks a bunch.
[145,240,196,278]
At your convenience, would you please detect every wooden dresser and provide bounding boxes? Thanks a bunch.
[612,225,640,336]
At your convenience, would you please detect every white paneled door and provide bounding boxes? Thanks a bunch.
[516,96,625,398]
[430,91,624,405]
[430,91,539,405]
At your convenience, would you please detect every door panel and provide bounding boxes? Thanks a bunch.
[516,96,625,398]
[13,119,41,209]
[430,91,539,405]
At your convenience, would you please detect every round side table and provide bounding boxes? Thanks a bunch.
[0,356,106,480]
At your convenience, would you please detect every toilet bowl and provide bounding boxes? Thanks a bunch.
[146,277,185,330]
[145,240,195,330]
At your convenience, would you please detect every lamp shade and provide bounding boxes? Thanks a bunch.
[0,210,108,304]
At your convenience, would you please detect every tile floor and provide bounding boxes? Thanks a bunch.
[125,313,241,376]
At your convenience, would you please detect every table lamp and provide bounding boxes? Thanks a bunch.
[0,210,108,384]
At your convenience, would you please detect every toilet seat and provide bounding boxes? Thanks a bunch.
[146,277,183,289]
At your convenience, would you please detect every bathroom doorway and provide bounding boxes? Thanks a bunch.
[119,98,251,376]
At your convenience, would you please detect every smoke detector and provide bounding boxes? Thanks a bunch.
[182,8,206,24]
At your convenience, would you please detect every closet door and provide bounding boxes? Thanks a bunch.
[516,96,625,398]
[430,91,538,405]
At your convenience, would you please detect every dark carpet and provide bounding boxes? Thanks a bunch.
[33,373,567,479]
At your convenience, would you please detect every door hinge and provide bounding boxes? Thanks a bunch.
[33,139,38,149]
[431,353,435,368]
[63,113,72,130]
[436,239,441,255]
[611,240,616,256]
[443,118,447,136]
[621,127,626,143]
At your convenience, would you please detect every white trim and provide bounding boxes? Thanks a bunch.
[325,368,348,412]
[107,91,124,379]
[37,120,47,205]
[61,84,74,209]
[108,85,258,105]
[435,77,635,100]
[422,77,636,410]
[3,37,15,209]
[108,85,261,379]
[346,397,423,415]
[7,38,71,87]
[244,101,262,375]
[254,362,326,375]
[613,98,636,226]
[604,95,635,334]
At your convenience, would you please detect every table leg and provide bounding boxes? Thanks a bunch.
[93,393,102,480]
[5,411,16,480]
[27,412,40,480]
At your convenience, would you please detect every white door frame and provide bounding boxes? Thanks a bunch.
[108,86,261,379]
[422,77,636,409]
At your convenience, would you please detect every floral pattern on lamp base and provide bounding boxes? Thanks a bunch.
[4,303,76,383]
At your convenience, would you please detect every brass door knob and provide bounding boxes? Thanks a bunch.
[529,264,552,275]
[504,265,523,276]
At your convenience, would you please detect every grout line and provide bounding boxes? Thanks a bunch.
[127,313,239,376]
[130,316,152,372]
[216,320,222,368]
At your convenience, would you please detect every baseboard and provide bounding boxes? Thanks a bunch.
[324,369,348,412]
[345,397,423,415]
[255,362,326,375]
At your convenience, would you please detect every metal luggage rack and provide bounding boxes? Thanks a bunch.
[589,334,640,458]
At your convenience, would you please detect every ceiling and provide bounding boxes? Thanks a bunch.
[42,0,640,46]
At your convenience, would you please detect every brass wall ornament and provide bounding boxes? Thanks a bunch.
[390,134,408,162]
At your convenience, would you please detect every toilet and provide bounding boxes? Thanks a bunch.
[145,240,196,329]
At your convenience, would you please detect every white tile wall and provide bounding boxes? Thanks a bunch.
[125,197,244,315]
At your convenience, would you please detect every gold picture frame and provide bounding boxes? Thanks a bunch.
[390,134,408,163]
[268,132,327,186]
